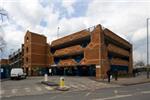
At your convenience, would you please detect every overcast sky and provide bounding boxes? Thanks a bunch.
[0,0,150,63]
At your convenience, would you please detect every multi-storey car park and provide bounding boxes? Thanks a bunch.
[50,24,132,79]
[7,24,132,79]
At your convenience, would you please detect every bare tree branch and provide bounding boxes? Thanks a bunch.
[0,8,8,52]
[0,8,9,23]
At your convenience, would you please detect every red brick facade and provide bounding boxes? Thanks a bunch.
[50,24,133,79]
[0,59,9,65]
[23,31,52,76]
[9,24,132,78]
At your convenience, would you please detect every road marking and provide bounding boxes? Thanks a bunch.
[71,84,86,90]
[119,90,128,93]
[45,86,54,90]
[141,91,150,94]
[0,90,5,95]
[114,90,118,94]
[85,92,91,96]
[35,87,42,91]
[24,88,31,92]
[136,88,141,91]
[70,85,78,88]
[11,89,18,94]
[79,84,87,90]
[80,84,86,87]
[94,94,132,100]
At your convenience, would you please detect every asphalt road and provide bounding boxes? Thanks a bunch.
[1,83,150,100]
[1,76,119,98]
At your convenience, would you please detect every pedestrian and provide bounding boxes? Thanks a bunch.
[107,69,111,82]
[133,69,136,77]
[114,69,118,81]
[49,68,52,76]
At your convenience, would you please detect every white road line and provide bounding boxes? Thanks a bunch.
[77,84,87,90]
[141,91,150,94]
[119,90,128,93]
[85,92,91,96]
[114,90,118,94]
[71,84,86,90]
[45,86,54,90]
[24,88,31,92]
[80,84,86,87]
[35,87,42,91]
[94,94,132,100]
[11,89,18,94]
[136,88,141,91]
[80,84,87,89]
[0,90,5,95]
[70,85,78,88]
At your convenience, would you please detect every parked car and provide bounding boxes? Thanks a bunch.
[10,68,27,80]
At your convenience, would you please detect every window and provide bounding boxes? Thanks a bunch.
[26,37,29,42]
[26,57,28,62]
[26,47,28,53]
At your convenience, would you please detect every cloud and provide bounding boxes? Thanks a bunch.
[85,0,150,63]
[4,0,42,29]
[1,0,150,64]
[61,0,76,16]
[132,28,147,42]
[1,0,50,57]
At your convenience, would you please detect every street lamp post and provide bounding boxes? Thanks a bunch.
[147,18,150,79]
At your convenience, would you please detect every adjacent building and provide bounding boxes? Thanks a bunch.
[0,59,10,79]
[9,45,24,68]
[0,59,9,65]
[23,31,52,76]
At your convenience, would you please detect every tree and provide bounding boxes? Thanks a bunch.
[0,8,9,23]
[134,60,145,68]
[0,27,6,52]
[0,8,8,52]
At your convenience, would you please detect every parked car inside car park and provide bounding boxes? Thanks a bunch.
[10,68,27,80]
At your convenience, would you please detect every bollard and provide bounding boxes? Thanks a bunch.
[44,74,48,82]
[60,77,65,88]
[56,77,69,91]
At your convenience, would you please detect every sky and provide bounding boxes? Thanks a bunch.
[0,0,150,64]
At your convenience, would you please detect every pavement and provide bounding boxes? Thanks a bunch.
[1,82,150,100]
[112,75,150,86]
[98,72,150,86]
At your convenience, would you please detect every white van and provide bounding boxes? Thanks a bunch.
[10,68,27,80]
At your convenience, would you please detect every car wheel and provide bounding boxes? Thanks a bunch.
[18,76,21,80]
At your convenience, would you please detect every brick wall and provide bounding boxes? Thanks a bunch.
[50,24,133,79]
[23,31,52,75]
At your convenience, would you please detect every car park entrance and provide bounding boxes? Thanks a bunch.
[51,65,96,76]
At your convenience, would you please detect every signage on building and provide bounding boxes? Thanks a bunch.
[96,65,101,68]
[0,68,4,73]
